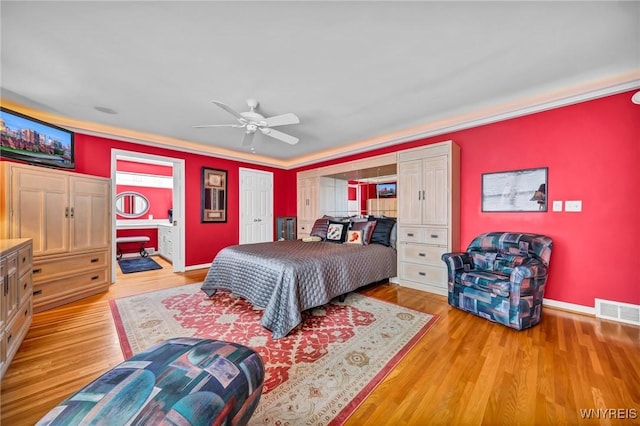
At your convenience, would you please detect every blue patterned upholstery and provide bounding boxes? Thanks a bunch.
[36,338,264,426]
[442,232,552,330]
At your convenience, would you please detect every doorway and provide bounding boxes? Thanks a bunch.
[110,149,186,280]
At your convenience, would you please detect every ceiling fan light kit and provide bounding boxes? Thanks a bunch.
[193,99,300,146]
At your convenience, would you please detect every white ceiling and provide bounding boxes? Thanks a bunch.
[1,1,639,168]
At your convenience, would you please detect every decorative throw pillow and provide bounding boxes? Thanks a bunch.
[326,220,349,243]
[368,217,396,247]
[350,220,377,245]
[310,218,329,239]
[345,230,364,245]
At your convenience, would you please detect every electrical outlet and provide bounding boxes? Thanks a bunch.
[565,200,582,212]
[552,201,563,212]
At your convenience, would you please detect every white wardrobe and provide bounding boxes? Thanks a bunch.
[396,140,460,295]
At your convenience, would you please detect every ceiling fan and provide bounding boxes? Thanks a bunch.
[193,99,300,146]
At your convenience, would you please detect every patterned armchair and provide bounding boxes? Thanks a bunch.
[441,232,552,330]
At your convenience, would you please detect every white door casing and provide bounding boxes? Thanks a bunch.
[239,168,274,244]
[110,149,186,278]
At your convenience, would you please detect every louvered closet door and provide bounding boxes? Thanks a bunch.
[422,155,448,226]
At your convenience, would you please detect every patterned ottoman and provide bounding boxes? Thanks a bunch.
[36,337,265,426]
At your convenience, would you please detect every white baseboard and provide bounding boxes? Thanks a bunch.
[185,262,212,271]
[543,298,595,316]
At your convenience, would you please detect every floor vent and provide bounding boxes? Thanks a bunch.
[595,298,640,326]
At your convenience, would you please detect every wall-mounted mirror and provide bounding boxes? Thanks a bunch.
[323,163,397,217]
[115,191,150,218]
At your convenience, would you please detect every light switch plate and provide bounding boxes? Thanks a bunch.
[552,200,563,212]
[565,200,582,212]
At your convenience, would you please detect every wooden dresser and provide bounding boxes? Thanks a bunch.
[0,238,33,380]
[0,162,111,312]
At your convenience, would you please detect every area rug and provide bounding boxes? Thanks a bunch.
[117,256,163,274]
[109,283,438,425]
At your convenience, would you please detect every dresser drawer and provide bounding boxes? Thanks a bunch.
[5,300,31,363]
[397,226,424,243]
[18,271,32,306]
[33,268,109,312]
[397,226,448,245]
[399,244,447,266]
[32,251,108,284]
[18,245,32,278]
[423,228,448,245]
[399,261,447,287]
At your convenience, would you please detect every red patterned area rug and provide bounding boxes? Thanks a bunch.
[109,283,438,425]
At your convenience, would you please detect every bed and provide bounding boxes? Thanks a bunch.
[201,240,397,338]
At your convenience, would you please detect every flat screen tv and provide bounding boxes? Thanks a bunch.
[376,182,396,198]
[0,107,75,169]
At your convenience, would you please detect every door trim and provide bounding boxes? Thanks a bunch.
[110,149,186,280]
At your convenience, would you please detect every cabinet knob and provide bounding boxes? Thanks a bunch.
[407,233,414,237]
[430,234,438,238]
[418,272,426,276]
[418,253,426,257]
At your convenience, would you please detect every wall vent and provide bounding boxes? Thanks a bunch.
[595,298,640,326]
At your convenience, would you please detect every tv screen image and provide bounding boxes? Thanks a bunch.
[377,182,396,198]
[0,107,75,169]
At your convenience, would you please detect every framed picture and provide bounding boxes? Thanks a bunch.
[482,167,548,212]
[201,167,227,222]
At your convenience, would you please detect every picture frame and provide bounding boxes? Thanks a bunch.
[201,167,227,222]
[481,167,548,212]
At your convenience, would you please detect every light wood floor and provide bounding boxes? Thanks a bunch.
[2,256,639,425]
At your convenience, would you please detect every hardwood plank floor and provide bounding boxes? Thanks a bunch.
[2,257,638,425]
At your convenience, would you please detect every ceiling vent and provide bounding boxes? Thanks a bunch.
[595,299,640,326]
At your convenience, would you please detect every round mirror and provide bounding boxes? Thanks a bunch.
[115,191,150,218]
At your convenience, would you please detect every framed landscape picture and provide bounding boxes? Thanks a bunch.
[482,167,548,212]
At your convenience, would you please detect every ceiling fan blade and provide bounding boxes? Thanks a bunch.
[263,128,299,145]
[211,100,246,122]
[241,131,255,146]
[264,113,300,127]
[192,123,243,128]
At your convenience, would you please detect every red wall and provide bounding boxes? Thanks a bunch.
[72,134,297,266]
[23,89,637,308]
[293,90,640,308]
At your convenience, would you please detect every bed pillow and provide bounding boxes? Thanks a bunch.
[345,230,364,245]
[390,222,397,249]
[326,220,349,243]
[350,220,377,245]
[368,217,396,247]
[310,218,329,239]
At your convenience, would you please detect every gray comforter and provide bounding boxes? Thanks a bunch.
[201,240,397,338]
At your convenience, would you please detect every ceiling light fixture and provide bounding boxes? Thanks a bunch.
[632,91,640,105]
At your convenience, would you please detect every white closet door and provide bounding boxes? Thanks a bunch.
[239,168,274,244]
